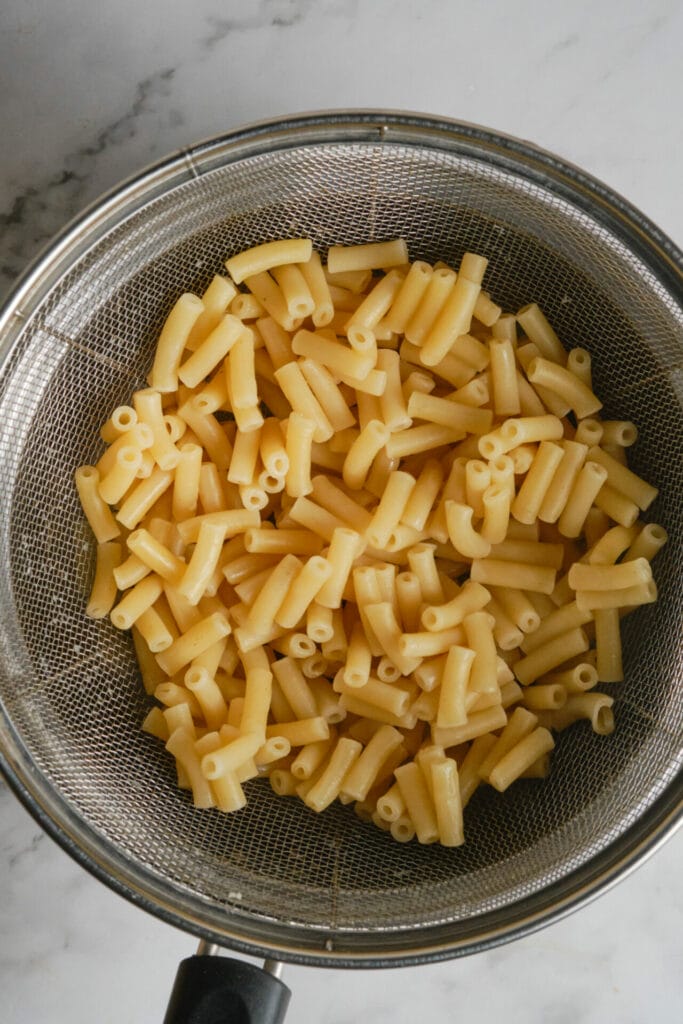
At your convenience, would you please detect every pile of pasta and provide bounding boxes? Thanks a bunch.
[75,237,667,847]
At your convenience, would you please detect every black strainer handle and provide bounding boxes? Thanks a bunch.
[163,954,291,1024]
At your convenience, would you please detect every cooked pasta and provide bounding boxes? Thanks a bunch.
[75,236,664,847]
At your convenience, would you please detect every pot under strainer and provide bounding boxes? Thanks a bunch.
[0,112,681,969]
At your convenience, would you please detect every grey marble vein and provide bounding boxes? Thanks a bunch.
[4,831,46,869]
[0,67,177,296]
[201,1,311,48]
[201,0,356,50]
[547,32,580,57]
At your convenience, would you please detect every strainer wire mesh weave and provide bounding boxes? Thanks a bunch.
[0,115,681,964]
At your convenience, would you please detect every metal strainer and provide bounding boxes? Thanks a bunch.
[0,114,681,990]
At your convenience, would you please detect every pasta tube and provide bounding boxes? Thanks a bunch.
[74,234,665,851]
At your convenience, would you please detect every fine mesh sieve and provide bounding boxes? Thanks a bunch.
[0,112,681,968]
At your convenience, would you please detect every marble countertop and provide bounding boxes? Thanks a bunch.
[1,1,681,1021]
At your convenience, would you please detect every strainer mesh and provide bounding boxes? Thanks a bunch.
[0,137,681,952]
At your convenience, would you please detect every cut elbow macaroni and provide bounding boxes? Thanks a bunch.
[75,236,666,846]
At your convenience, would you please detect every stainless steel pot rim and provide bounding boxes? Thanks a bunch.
[0,110,682,967]
[2,110,681,343]
[1,737,681,967]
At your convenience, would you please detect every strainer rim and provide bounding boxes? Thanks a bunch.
[1,110,682,966]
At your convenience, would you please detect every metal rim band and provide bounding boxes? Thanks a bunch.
[0,110,681,967]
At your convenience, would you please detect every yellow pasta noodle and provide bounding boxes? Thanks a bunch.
[86,542,123,619]
[405,268,456,346]
[377,348,411,431]
[624,523,668,563]
[271,264,315,320]
[298,251,334,328]
[568,557,652,592]
[342,419,389,490]
[557,462,609,538]
[316,528,364,609]
[187,278,237,354]
[386,423,463,460]
[327,239,408,274]
[156,611,232,676]
[436,645,476,728]
[421,256,485,367]
[514,627,590,686]
[445,501,491,559]
[421,579,490,633]
[400,459,444,533]
[75,235,664,850]
[526,357,602,419]
[149,293,205,393]
[100,405,138,443]
[488,727,555,792]
[226,238,312,284]
[364,603,421,677]
[586,444,659,511]
[463,610,498,694]
[292,328,374,382]
[171,443,203,522]
[281,413,313,498]
[477,707,539,782]
[179,313,244,388]
[178,521,227,606]
[384,260,433,333]
[394,761,439,844]
[471,557,556,595]
[366,471,416,549]
[574,579,657,612]
[480,483,511,545]
[464,460,491,518]
[489,336,521,416]
[274,362,333,443]
[515,303,567,364]
[75,466,121,542]
[126,528,185,586]
[430,758,464,847]
[299,358,356,432]
[166,728,214,807]
[110,574,163,630]
[341,725,403,803]
[304,737,362,813]
[538,440,587,524]
[511,441,565,525]
[593,607,623,683]
[347,270,404,332]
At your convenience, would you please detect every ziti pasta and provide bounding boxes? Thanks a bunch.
[76,237,666,848]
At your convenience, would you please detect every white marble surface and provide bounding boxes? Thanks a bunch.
[1,1,682,1021]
